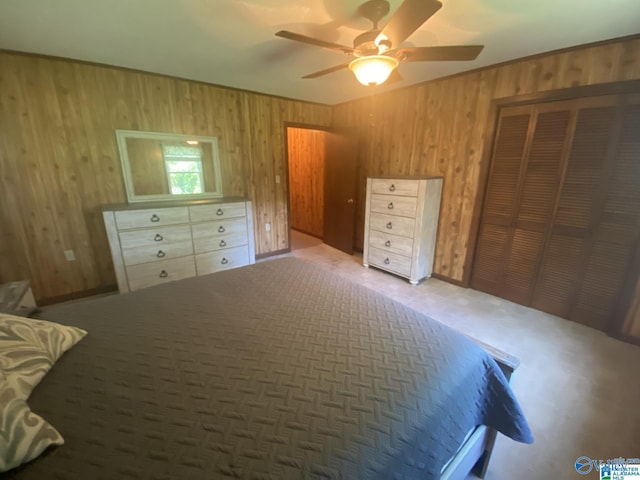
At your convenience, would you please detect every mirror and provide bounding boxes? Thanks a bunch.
[116,130,223,203]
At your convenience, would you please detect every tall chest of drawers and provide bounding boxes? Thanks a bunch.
[103,199,255,293]
[363,177,443,285]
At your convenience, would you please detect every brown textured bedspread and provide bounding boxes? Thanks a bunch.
[7,257,532,479]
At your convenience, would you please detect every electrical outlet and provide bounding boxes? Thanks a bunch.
[64,250,76,261]
[275,175,281,184]
[265,223,271,232]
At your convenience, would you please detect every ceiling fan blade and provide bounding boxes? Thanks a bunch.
[395,45,484,62]
[302,63,350,79]
[275,31,354,55]
[378,0,442,49]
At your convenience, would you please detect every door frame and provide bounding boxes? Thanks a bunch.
[283,122,335,253]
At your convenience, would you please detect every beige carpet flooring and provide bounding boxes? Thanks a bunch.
[279,230,640,479]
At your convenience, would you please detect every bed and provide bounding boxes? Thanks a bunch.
[4,257,533,479]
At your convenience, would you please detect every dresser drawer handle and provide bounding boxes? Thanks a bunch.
[388,202,394,209]
[384,258,390,265]
[219,240,227,247]
[386,222,393,229]
[218,226,226,233]
[157,250,166,258]
[389,184,396,192]
[385,240,391,247]
[154,234,163,242]
[159,270,168,278]
[216,208,224,216]
[150,214,160,223]
[221,257,229,265]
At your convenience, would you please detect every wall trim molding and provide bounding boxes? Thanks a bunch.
[38,284,118,307]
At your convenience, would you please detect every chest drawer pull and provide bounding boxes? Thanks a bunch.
[219,240,227,247]
[159,270,168,278]
[156,250,166,258]
[218,226,226,233]
[221,257,229,265]
[154,233,163,242]
[150,214,160,223]
[385,240,391,247]
[386,222,393,229]
[389,184,396,192]
[388,202,394,209]
[216,208,224,216]
[384,258,390,265]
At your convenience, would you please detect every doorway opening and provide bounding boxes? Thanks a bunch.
[285,126,358,254]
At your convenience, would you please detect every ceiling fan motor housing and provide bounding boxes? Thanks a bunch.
[353,30,383,56]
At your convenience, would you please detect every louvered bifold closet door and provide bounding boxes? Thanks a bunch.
[532,96,619,322]
[569,96,640,330]
[471,108,531,298]
[472,103,573,305]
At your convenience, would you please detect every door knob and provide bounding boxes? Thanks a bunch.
[347,198,354,204]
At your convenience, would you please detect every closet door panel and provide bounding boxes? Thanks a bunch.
[532,104,616,318]
[516,110,571,227]
[502,229,545,304]
[472,224,510,293]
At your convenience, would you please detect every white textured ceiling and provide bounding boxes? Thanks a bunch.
[1,0,639,105]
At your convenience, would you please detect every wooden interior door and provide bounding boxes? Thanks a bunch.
[323,131,359,254]
[472,94,640,332]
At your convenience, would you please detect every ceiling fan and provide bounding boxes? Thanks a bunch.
[275,0,483,86]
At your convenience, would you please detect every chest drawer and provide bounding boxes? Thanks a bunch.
[115,207,189,230]
[369,212,416,239]
[191,218,248,254]
[189,203,247,222]
[119,225,191,249]
[126,257,196,291]
[370,194,418,218]
[371,179,420,197]
[367,247,412,277]
[368,230,414,257]
[121,241,194,267]
[195,246,250,275]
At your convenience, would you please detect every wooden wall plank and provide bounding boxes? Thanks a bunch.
[333,37,640,283]
[0,51,331,302]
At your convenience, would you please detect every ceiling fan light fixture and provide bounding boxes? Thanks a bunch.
[348,55,399,86]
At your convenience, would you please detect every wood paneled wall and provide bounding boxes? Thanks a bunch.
[287,127,326,238]
[0,52,331,302]
[333,37,640,284]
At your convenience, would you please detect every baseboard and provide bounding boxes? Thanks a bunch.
[255,248,290,260]
[38,284,118,306]
[431,273,467,287]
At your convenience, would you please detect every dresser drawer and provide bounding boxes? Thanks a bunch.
[126,256,196,291]
[369,212,416,238]
[370,194,418,218]
[368,247,412,277]
[115,207,189,230]
[371,179,420,197]
[195,246,250,275]
[191,218,248,254]
[119,225,191,249]
[189,203,247,222]
[368,230,414,257]
[121,241,194,267]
